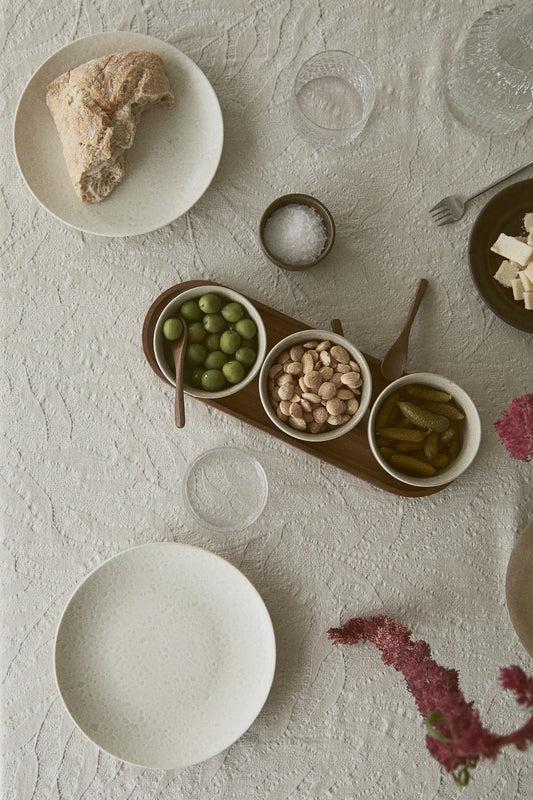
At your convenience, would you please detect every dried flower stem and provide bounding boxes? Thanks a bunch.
[329,615,533,780]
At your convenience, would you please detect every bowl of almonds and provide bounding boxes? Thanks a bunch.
[258,330,372,441]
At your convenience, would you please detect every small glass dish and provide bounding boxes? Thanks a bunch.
[183,448,268,532]
[293,50,376,146]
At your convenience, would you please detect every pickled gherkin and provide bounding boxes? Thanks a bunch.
[406,385,452,403]
[420,401,464,420]
[373,382,464,478]
[397,401,449,433]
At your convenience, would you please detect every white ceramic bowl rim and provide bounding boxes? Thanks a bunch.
[259,328,373,442]
[367,372,482,488]
[153,286,267,400]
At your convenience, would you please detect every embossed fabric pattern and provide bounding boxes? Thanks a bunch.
[1,1,532,798]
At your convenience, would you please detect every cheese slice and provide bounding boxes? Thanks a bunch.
[524,291,533,310]
[494,259,519,288]
[511,278,525,301]
[520,269,533,291]
[524,213,533,233]
[490,233,533,266]
[525,261,533,282]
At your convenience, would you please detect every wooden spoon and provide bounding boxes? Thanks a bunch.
[381,279,428,382]
[167,314,188,428]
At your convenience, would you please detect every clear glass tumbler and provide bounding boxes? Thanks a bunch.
[445,2,533,134]
[293,50,376,146]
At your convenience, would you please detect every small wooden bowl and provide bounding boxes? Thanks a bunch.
[258,193,335,271]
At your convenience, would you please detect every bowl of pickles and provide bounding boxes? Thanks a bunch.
[368,373,481,488]
[153,287,267,399]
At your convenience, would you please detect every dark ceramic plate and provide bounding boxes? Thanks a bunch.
[468,178,533,333]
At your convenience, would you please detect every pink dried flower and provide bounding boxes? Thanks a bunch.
[495,393,533,462]
[329,615,533,784]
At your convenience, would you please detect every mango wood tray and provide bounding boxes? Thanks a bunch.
[142,281,447,497]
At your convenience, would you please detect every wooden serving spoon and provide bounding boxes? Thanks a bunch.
[381,278,428,383]
[167,315,188,428]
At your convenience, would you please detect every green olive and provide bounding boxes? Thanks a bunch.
[202,313,226,333]
[222,360,245,384]
[235,318,257,340]
[204,333,221,352]
[235,346,256,367]
[180,300,202,322]
[198,293,222,314]
[204,350,228,370]
[221,302,245,323]
[162,318,183,341]
[201,369,226,392]
[187,321,206,344]
[220,330,241,354]
[185,343,207,367]
[190,367,204,388]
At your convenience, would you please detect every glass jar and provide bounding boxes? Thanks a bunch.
[445,2,533,134]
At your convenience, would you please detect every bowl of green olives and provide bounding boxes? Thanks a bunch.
[368,373,481,488]
[153,287,267,399]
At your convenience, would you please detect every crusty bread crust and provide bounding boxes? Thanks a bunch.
[46,50,175,203]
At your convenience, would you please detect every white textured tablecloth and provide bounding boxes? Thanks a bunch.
[2,1,533,798]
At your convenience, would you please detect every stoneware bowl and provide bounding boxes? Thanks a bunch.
[258,193,335,270]
[368,372,481,488]
[259,329,372,442]
[153,286,267,400]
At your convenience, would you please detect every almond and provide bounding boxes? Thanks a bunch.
[279,400,291,416]
[337,388,355,400]
[278,384,293,401]
[290,345,305,362]
[346,398,359,414]
[302,352,314,373]
[313,406,328,424]
[289,416,307,431]
[303,370,321,391]
[318,381,336,399]
[277,373,293,385]
[340,372,362,389]
[289,402,302,418]
[326,397,345,416]
[330,345,350,364]
[286,361,302,375]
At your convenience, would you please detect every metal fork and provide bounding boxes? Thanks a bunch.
[429,159,533,225]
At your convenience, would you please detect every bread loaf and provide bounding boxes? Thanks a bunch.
[46,50,175,203]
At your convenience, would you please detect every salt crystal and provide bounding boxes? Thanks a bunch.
[263,203,328,266]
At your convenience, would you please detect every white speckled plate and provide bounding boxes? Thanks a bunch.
[506,522,533,658]
[54,543,275,768]
[13,32,224,236]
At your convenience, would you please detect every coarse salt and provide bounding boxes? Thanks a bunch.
[263,203,328,266]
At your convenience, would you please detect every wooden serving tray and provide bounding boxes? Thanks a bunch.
[142,281,447,497]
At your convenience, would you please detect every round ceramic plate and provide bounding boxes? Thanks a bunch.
[468,179,533,333]
[14,32,224,237]
[54,543,275,768]
[506,522,533,658]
